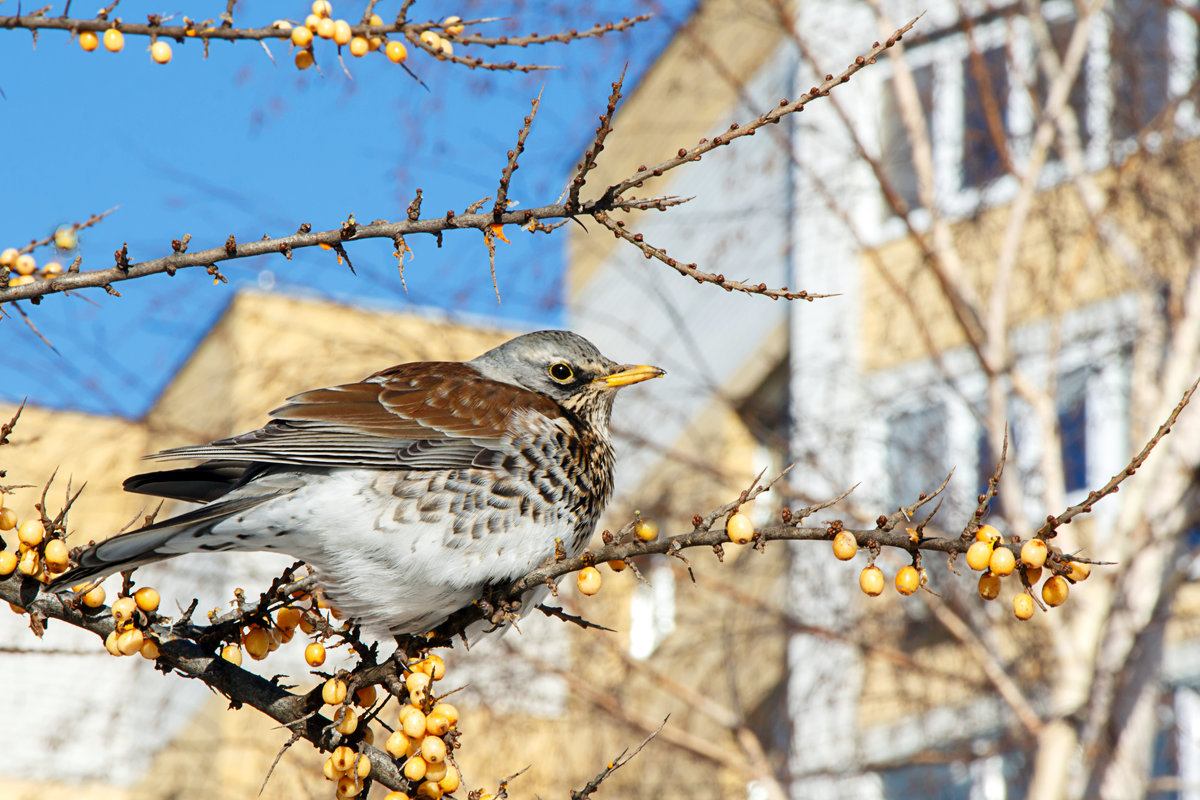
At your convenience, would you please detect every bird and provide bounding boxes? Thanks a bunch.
[51,330,663,638]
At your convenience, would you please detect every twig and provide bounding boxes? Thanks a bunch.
[571,717,668,799]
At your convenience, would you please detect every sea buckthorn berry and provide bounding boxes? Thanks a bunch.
[331,745,355,773]
[403,756,428,781]
[42,261,63,277]
[726,512,754,544]
[635,519,658,541]
[895,565,920,596]
[312,0,333,17]
[81,585,105,608]
[15,254,36,276]
[316,17,336,39]
[354,753,371,779]
[965,540,993,571]
[332,20,352,45]
[1042,575,1069,608]
[369,14,383,26]
[335,707,359,735]
[438,764,460,793]
[442,16,464,35]
[385,40,407,63]
[305,642,326,667]
[978,572,1001,600]
[323,677,348,705]
[0,507,16,530]
[436,39,453,57]
[384,793,411,800]
[416,654,445,679]
[0,248,16,266]
[221,644,243,665]
[368,36,383,51]
[295,49,315,70]
[291,26,313,47]
[424,761,448,783]
[406,671,431,704]
[349,36,368,56]
[386,730,411,759]
[17,519,45,547]
[1067,560,1091,582]
[420,30,441,48]
[1014,592,1035,620]
[43,539,70,572]
[417,781,443,799]
[859,565,884,596]
[112,595,137,623]
[79,31,99,51]
[243,627,270,660]
[989,546,1016,576]
[117,628,144,656]
[103,28,124,52]
[420,735,447,764]
[1020,538,1048,569]
[17,549,41,575]
[355,685,377,707]
[1023,565,1043,584]
[576,566,602,595]
[425,712,450,736]
[976,524,1001,543]
[151,41,172,64]
[105,630,123,656]
[400,706,427,738]
[608,559,627,572]
[831,531,857,560]
[305,14,321,32]
[54,227,78,250]
[134,586,160,613]
[275,604,303,629]
[7,275,33,288]
[0,551,17,576]
[323,756,342,781]
[431,703,458,727]
[140,638,161,659]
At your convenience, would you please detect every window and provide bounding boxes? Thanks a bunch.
[887,404,949,508]
[962,46,1010,188]
[1058,370,1089,493]
[1110,0,1169,141]
[880,64,935,213]
[1043,18,1092,147]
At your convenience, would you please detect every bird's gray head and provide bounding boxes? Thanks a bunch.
[470,330,664,427]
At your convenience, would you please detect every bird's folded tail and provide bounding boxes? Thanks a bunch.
[49,493,279,592]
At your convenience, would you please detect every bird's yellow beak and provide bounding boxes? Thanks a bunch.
[598,364,666,388]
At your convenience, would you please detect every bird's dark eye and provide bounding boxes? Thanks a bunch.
[549,362,574,383]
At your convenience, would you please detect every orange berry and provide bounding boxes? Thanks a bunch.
[416,653,446,679]
[295,49,315,70]
[0,248,15,267]
[403,756,428,781]
[976,524,1002,543]
[399,706,427,738]
[1020,538,1048,569]
[385,40,407,63]
[42,539,69,572]
[386,730,411,759]
[634,519,659,541]
[0,507,16,530]
[859,565,884,596]
[1013,592,1035,620]
[430,703,458,727]
[332,20,352,45]
[349,36,368,56]
[331,745,355,773]
[576,566,602,595]
[305,642,326,667]
[337,775,362,797]
[275,604,303,630]
[420,735,446,763]
[7,275,33,288]
[1066,560,1091,582]
[424,760,448,782]
[103,28,124,52]
[368,14,383,26]
[442,16,464,36]
[726,512,754,544]
[316,17,336,39]
[117,628,144,656]
[105,630,123,656]
[0,551,17,576]
[323,756,343,781]
[79,31,99,51]
[978,572,1001,601]
[831,531,857,560]
[17,549,40,576]
[111,595,137,623]
[425,712,450,736]
[420,30,441,49]
[17,519,44,547]
[384,793,412,800]
[989,546,1016,577]
[243,627,270,660]
[221,644,243,665]
[608,559,627,572]
[406,671,431,704]
[354,753,371,779]
[134,586,160,613]
[140,638,161,659]
[438,764,460,793]
[305,14,321,32]
[150,41,172,64]
[15,254,36,276]
[291,26,314,47]
[312,0,333,17]
[82,585,106,608]
[895,565,920,596]
[1042,575,1069,606]
[417,781,443,799]
[41,261,63,277]
[335,706,359,735]
[323,677,348,705]
[354,685,377,707]
[965,540,993,571]
[1023,565,1043,584]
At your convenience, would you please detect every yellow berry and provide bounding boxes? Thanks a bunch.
[416,653,446,680]
[404,756,428,781]
[43,538,70,572]
[0,507,16,530]
[831,531,857,560]
[291,26,313,47]
[1020,538,1048,569]
[442,16,464,36]
[17,519,44,547]
[221,644,243,665]
[275,605,302,630]
[15,254,36,276]
[7,275,33,288]
[424,760,448,782]
[400,706,427,738]
[105,630,122,656]
[354,753,371,779]
[41,261,63,277]
[305,14,321,32]
[332,20,352,45]
[384,793,411,800]
[79,31,99,52]
[338,775,362,796]
[726,512,754,544]
[17,548,39,576]
[151,40,172,64]
[859,565,884,596]
[323,677,348,705]
[368,36,383,51]
[111,595,137,623]
[243,627,270,660]
[316,17,336,39]
[0,248,16,267]
[140,638,161,659]
[305,642,326,667]
[1066,560,1091,582]
[312,0,333,18]
[335,707,359,735]
[425,712,450,736]
[103,28,124,52]
[965,540,993,571]
[431,703,458,727]
[386,730,411,759]
[295,49,315,70]
[0,551,17,576]
[349,36,368,56]
[385,40,407,63]
[976,524,1001,543]
[417,781,443,799]
[1014,592,1035,620]
[298,613,317,634]
[634,519,658,541]
[54,227,77,250]
[576,566,602,595]
[354,684,377,707]
[608,559,627,572]
[978,572,1001,601]
[1042,577,1070,607]
[134,586,160,613]
[406,671,431,704]
[420,735,447,763]
[436,39,453,57]
[82,585,106,608]
[989,546,1016,576]
[323,756,343,781]
[117,627,144,656]
[895,565,920,596]
[1023,565,1043,584]
[331,745,355,773]
[369,14,383,26]
[438,764,459,793]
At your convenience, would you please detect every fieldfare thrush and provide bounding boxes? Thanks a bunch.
[52,330,664,637]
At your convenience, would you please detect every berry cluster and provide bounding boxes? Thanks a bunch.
[0,500,71,590]
[102,587,163,659]
[2,247,65,288]
[78,26,172,63]
[288,1,462,71]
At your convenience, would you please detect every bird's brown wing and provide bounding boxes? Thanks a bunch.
[143,362,567,471]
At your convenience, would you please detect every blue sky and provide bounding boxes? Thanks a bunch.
[0,1,690,417]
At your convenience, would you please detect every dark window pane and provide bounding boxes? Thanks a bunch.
[1042,18,1091,146]
[881,64,935,213]
[963,46,1009,187]
[1058,371,1088,492]
[1111,0,1169,140]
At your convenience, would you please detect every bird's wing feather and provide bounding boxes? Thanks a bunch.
[144,362,566,471]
